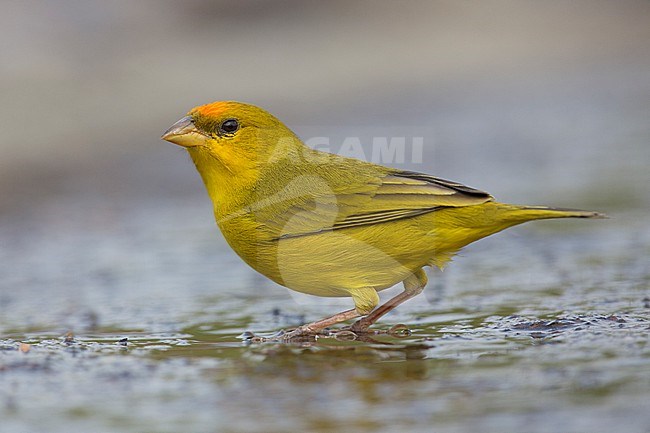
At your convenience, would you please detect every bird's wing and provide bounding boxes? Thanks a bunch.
[257,169,493,240]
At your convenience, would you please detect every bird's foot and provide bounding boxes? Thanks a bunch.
[240,328,315,342]
[241,326,330,343]
[240,323,411,344]
[345,322,412,338]
[349,318,372,334]
[281,324,322,340]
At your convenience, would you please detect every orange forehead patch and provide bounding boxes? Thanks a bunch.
[190,101,235,118]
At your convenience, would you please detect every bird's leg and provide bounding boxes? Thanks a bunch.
[284,308,361,338]
[350,268,428,333]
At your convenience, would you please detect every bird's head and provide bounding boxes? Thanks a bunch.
[162,101,304,177]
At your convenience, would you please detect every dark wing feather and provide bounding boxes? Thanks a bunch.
[267,170,492,240]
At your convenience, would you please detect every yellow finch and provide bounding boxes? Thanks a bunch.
[162,101,603,337]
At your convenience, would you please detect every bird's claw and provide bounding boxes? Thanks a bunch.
[281,325,322,341]
[241,323,411,343]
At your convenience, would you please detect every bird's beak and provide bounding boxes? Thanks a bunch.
[161,116,209,147]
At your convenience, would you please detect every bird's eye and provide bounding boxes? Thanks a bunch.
[219,119,239,134]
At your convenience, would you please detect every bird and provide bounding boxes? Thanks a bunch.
[161,101,604,338]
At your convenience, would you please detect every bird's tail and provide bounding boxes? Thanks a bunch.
[425,202,605,269]
[500,204,607,223]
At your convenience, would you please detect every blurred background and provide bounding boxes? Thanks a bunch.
[1,2,649,433]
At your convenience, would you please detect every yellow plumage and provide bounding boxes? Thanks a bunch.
[162,101,604,336]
